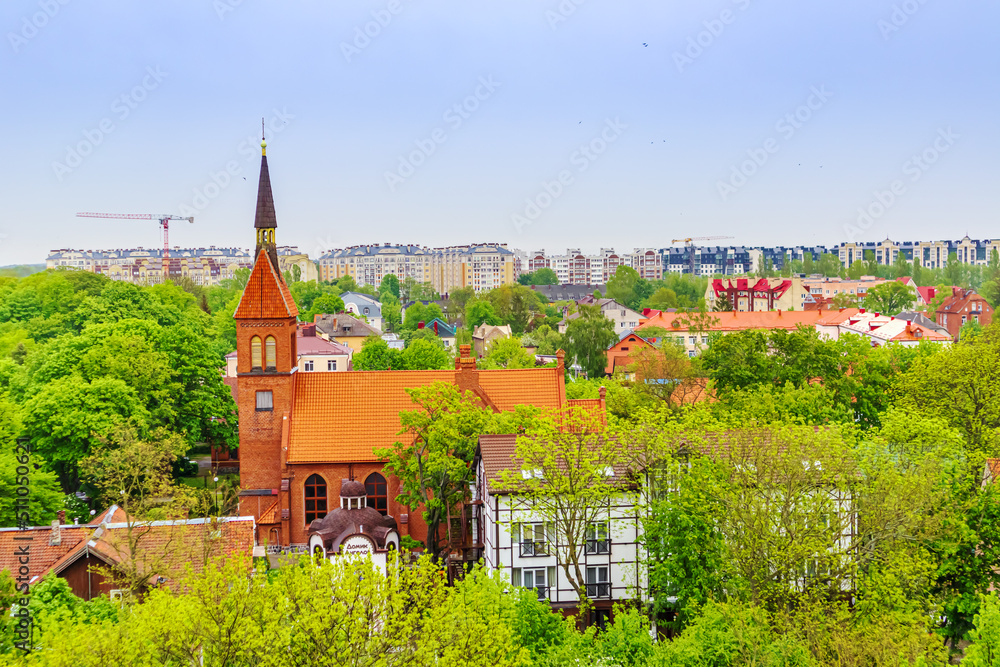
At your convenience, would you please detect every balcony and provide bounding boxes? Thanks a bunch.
[533,585,550,600]
[585,538,610,555]
[586,582,610,598]
[520,540,548,557]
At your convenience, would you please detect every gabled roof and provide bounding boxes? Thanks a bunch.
[233,248,299,319]
[421,318,457,338]
[638,308,859,333]
[314,312,383,338]
[286,366,569,463]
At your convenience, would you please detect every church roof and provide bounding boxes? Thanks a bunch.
[286,366,568,463]
[234,248,299,319]
[254,151,277,229]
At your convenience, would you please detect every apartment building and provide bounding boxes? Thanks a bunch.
[835,237,1000,270]
[46,246,255,286]
[429,244,516,294]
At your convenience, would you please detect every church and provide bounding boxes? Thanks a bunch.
[234,140,598,550]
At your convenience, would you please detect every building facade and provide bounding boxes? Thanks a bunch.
[46,246,255,285]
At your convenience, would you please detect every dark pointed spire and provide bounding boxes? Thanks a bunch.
[253,121,282,279]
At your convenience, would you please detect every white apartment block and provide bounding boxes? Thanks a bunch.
[46,246,255,286]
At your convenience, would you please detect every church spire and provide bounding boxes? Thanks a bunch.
[254,119,280,272]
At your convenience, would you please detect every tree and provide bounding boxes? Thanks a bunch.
[466,300,502,331]
[945,251,966,287]
[629,342,699,408]
[499,406,630,603]
[816,253,843,278]
[382,297,402,333]
[563,304,616,379]
[831,291,858,309]
[403,302,444,331]
[486,285,542,334]
[401,337,451,370]
[0,396,63,527]
[606,266,652,311]
[376,383,494,556]
[379,274,401,300]
[518,268,559,286]
[481,337,535,370]
[863,281,916,315]
[892,252,912,278]
[79,427,192,597]
[303,294,344,322]
[647,287,678,311]
[353,336,404,370]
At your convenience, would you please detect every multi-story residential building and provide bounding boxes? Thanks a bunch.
[705,276,812,312]
[935,288,993,341]
[45,246,256,285]
[834,237,1000,270]
[318,244,434,286]
[429,243,516,294]
[318,243,515,294]
[801,276,893,305]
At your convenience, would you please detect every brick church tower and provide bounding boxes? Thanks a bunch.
[234,138,299,539]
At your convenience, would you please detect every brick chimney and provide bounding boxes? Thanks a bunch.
[418,321,425,329]
[49,520,61,546]
[57,510,66,525]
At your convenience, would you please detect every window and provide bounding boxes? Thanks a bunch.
[255,391,273,412]
[250,336,262,369]
[517,522,550,556]
[265,336,277,370]
[586,566,610,598]
[701,336,709,345]
[688,336,697,345]
[304,474,328,524]
[365,473,388,515]
[328,359,337,371]
[586,522,610,554]
[512,567,552,599]
[304,360,314,372]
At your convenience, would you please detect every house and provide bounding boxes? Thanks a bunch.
[233,142,592,550]
[893,311,950,338]
[475,431,642,627]
[605,331,655,377]
[226,323,352,376]
[472,323,513,358]
[0,507,256,601]
[935,288,993,341]
[832,311,952,347]
[558,299,645,338]
[529,284,606,303]
[417,318,457,349]
[637,308,861,356]
[340,292,383,331]
[706,276,811,312]
[314,312,383,353]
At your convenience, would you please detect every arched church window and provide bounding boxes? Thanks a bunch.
[365,473,388,516]
[305,474,328,524]
[250,336,262,369]
[265,336,277,371]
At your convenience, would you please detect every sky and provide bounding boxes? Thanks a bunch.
[0,0,997,266]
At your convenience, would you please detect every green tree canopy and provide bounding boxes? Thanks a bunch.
[563,304,617,379]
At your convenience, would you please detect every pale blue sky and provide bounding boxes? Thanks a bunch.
[1,0,997,265]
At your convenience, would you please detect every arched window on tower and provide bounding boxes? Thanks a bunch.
[265,336,277,371]
[304,474,327,524]
[365,472,388,516]
[250,336,262,370]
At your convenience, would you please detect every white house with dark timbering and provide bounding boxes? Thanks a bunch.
[471,434,647,628]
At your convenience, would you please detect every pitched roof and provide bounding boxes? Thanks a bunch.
[286,366,568,463]
[638,308,859,333]
[233,248,299,319]
[314,312,383,338]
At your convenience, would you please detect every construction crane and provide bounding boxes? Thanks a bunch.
[671,235,735,275]
[76,212,194,276]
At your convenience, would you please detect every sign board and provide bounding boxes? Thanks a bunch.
[340,534,375,557]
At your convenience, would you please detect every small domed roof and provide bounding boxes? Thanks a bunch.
[340,480,366,497]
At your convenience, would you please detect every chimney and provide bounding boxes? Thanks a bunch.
[49,520,61,546]
[556,349,566,373]
[777,309,782,316]
[860,308,866,314]
[418,321,425,329]
[57,510,66,525]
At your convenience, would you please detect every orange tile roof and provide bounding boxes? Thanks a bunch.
[287,366,568,463]
[638,308,860,333]
[0,526,89,584]
[234,248,299,319]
